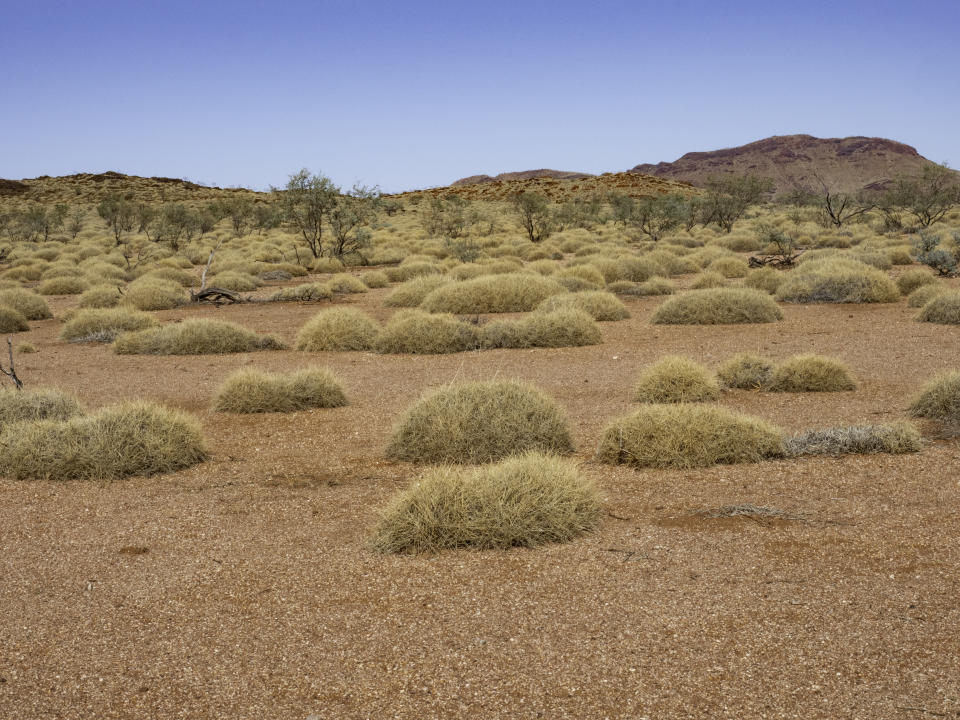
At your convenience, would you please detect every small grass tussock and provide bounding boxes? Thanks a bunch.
[633,356,720,403]
[785,421,921,456]
[18,342,37,353]
[370,452,602,554]
[384,274,452,307]
[295,307,380,351]
[651,288,783,325]
[78,284,122,309]
[360,270,389,288]
[774,258,900,303]
[767,354,856,392]
[114,319,284,355]
[0,386,83,427]
[906,284,947,308]
[908,372,960,424]
[707,256,749,278]
[597,403,784,469]
[271,282,333,302]
[208,271,261,292]
[743,267,785,295]
[36,276,91,295]
[0,401,207,480]
[481,308,602,349]
[122,278,187,311]
[61,308,156,343]
[717,353,775,389]
[535,291,630,321]
[328,273,369,294]
[690,270,728,289]
[896,268,937,296]
[916,290,960,325]
[374,310,480,354]
[420,273,566,314]
[212,366,347,413]
[0,289,52,320]
[386,380,574,464]
[0,306,29,333]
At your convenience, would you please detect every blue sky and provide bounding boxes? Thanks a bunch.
[2,0,958,192]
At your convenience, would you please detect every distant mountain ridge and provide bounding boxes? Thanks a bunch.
[629,134,937,194]
[451,169,594,187]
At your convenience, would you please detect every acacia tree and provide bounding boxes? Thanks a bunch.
[631,193,689,241]
[276,169,339,258]
[511,191,553,242]
[701,174,772,232]
[885,163,960,228]
[328,184,381,260]
[98,194,136,245]
[810,173,874,228]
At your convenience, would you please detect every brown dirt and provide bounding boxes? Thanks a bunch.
[2,284,959,719]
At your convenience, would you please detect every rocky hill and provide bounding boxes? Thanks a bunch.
[629,135,938,194]
[451,169,594,187]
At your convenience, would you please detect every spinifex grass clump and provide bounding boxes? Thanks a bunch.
[374,310,480,354]
[633,356,720,403]
[0,387,83,427]
[295,307,380,351]
[906,284,947,308]
[480,308,602,349]
[908,372,960,424]
[386,380,574,464]
[766,354,856,392]
[916,290,960,325]
[896,268,937,296]
[371,452,602,554]
[122,278,188,311]
[78,284,122,309]
[651,288,783,324]
[60,308,156,343]
[271,282,333,302]
[596,404,784,469]
[0,306,29,333]
[534,291,630,321]
[114,319,284,355]
[36,276,90,295]
[420,273,566,314]
[0,401,207,480]
[785,421,921,456]
[716,353,775,389]
[774,258,899,303]
[384,275,452,307]
[0,289,52,320]
[212,367,347,413]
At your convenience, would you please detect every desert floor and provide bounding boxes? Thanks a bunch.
[1,281,958,719]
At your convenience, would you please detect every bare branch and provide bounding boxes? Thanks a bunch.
[0,337,23,390]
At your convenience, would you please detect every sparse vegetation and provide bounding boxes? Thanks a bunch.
[785,421,921,456]
[908,372,960,424]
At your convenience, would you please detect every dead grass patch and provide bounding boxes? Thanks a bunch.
[785,421,921,456]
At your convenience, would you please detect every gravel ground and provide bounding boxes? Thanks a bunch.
[1,284,958,719]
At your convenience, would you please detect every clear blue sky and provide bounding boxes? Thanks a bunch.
[2,0,958,193]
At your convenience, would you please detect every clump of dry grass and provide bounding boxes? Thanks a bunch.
[114,319,284,355]
[690,270,728,289]
[743,267,785,295]
[328,273,369,294]
[271,282,333,302]
[374,310,480,354]
[535,291,629,321]
[0,386,83,427]
[140,266,199,288]
[311,257,345,274]
[609,277,675,296]
[386,380,574,464]
[0,306,29,333]
[906,283,947,308]
[384,261,441,283]
[370,452,601,554]
[122,278,187,311]
[707,256,749,278]
[208,271,260,292]
[916,290,960,325]
[360,270,389,288]
[651,288,783,324]
[785,421,921,456]
[908,372,960,424]
[0,401,207,480]
[596,404,784,469]
[36,276,91,295]
[60,308,156,343]
[896,268,937,296]
[212,366,347,413]
[420,273,566,314]
[0,289,52,320]
[767,354,856,392]
[18,342,37,354]
[480,308,602,349]
[384,275,452,307]
[633,356,720,403]
[717,353,775,389]
[775,258,900,303]
[78,284,122,309]
[295,307,380,351]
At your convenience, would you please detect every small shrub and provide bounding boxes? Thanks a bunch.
[633,356,720,403]
[908,371,960,423]
[597,404,784,469]
[328,273,368,294]
[208,271,260,292]
[295,307,380,351]
[535,291,630,321]
[481,308,602,349]
[907,283,947,308]
[18,342,37,353]
[690,270,727,289]
[916,291,960,325]
[384,275,452,307]
[0,386,83,427]
[897,268,937,296]
[386,380,574,464]
[384,261,440,283]
[360,270,389,288]
[717,353,774,389]
[743,267,784,295]
[371,453,601,553]
[775,258,900,303]
[311,257,345,274]
[61,308,156,343]
[558,265,605,287]
[651,288,783,325]
[707,256,749,278]
[0,289,52,320]
[213,367,347,413]
[634,277,675,296]
[78,284,122,309]
[122,279,187,311]
[36,276,91,295]
[272,282,333,302]
[374,310,480,354]
[785,421,921,456]
[0,306,28,333]
[420,273,566,314]
[767,354,856,392]
[140,267,199,288]
[114,319,284,355]
[0,401,207,480]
